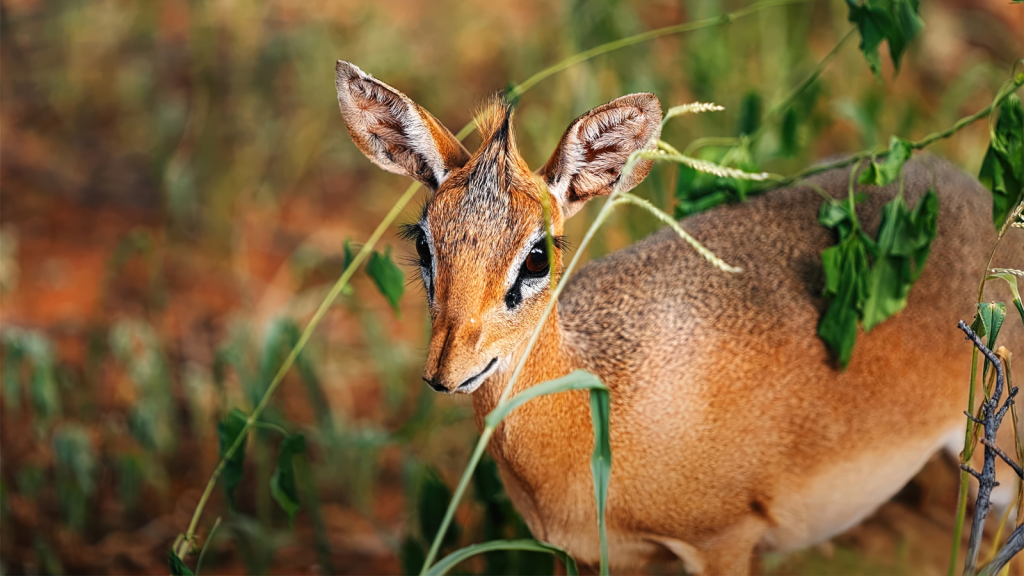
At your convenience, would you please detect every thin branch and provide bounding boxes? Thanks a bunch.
[980,437,1024,479]
[958,320,1014,576]
[979,524,1024,576]
[960,464,984,482]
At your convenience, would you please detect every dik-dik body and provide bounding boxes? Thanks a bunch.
[334,61,1022,574]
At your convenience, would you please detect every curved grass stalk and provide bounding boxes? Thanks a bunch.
[613,192,741,273]
[174,0,808,564]
[636,150,771,181]
[661,102,724,127]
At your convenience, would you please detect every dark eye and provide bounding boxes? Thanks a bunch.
[522,244,549,277]
[416,234,431,267]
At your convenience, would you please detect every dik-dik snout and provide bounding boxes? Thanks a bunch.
[334,60,661,394]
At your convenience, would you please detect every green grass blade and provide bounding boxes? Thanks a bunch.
[426,539,579,576]
[482,370,612,574]
[590,387,611,575]
[484,370,608,428]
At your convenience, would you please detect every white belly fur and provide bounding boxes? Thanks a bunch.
[763,428,960,551]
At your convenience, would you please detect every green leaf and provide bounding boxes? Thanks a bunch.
[419,468,461,550]
[169,549,195,576]
[2,337,24,410]
[979,92,1024,228]
[343,239,356,271]
[859,136,913,186]
[818,228,871,368]
[367,246,405,315]
[817,187,937,364]
[270,434,307,524]
[861,190,939,331]
[400,535,427,576]
[974,302,1008,394]
[986,272,1024,325]
[426,540,579,576]
[674,144,762,218]
[978,302,1008,351]
[780,108,799,157]
[846,0,924,81]
[218,408,249,505]
[738,91,762,136]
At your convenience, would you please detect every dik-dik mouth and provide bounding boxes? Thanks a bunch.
[423,357,499,394]
[455,357,498,393]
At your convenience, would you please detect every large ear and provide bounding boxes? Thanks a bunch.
[538,93,662,217]
[335,61,471,192]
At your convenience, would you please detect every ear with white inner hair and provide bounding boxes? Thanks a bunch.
[538,93,662,218]
[335,61,471,192]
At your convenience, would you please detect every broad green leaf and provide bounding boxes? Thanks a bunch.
[400,536,427,576]
[819,202,852,230]
[218,408,249,504]
[2,338,24,410]
[818,187,937,364]
[859,136,913,186]
[818,230,870,368]
[674,144,763,217]
[986,272,1024,325]
[22,332,61,420]
[861,190,939,331]
[974,302,1008,397]
[976,302,1008,351]
[270,434,306,524]
[846,0,924,81]
[53,425,97,530]
[979,93,1024,228]
[473,457,505,505]
[343,239,356,271]
[419,468,461,550]
[169,549,195,576]
[367,246,405,315]
[737,91,762,136]
[426,539,579,576]
[780,107,799,157]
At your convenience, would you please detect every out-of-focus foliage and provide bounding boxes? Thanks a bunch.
[0,0,1020,574]
[980,92,1024,228]
[846,0,924,80]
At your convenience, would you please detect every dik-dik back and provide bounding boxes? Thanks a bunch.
[333,60,1023,574]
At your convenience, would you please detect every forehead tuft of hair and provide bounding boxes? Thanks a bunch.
[465,95,537,198]
[474,95,515,146]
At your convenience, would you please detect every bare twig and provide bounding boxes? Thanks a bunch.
[958,320,1018,576]
[980,438,1024,479]
[979,524,1024,576]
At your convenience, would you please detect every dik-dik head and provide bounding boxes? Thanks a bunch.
[335,61,661,393]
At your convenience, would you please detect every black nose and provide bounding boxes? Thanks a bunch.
[424,377,449,393]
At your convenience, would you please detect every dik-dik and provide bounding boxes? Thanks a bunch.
[334,61,1022,574]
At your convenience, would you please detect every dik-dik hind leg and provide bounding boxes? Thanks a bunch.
[649,516,767,575]
[698,516,769,576]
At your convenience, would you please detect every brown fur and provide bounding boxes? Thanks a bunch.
[334,62,1023,574]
